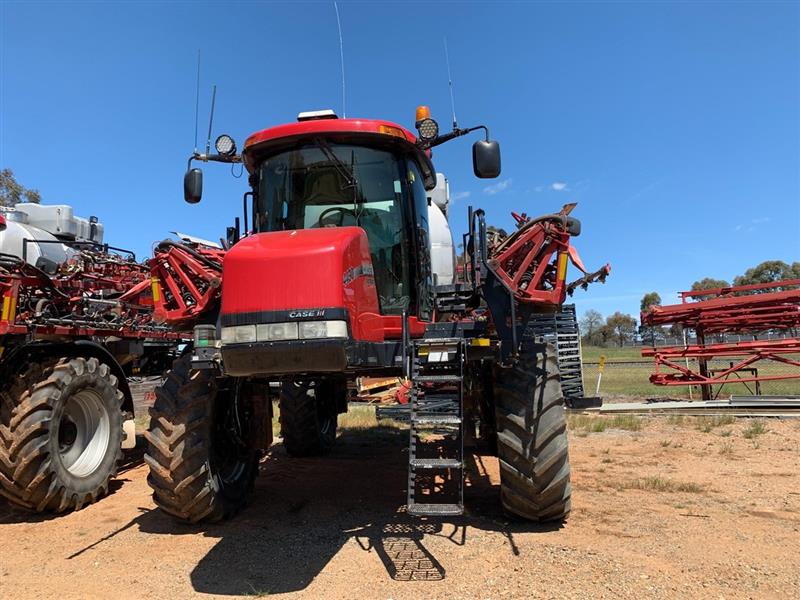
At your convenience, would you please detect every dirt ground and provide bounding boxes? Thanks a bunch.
[1,412,799,600]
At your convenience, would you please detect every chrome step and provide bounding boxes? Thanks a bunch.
[410,458,462,469]
[407,503,464,517]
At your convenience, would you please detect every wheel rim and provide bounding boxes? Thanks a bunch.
[58,389,111,478]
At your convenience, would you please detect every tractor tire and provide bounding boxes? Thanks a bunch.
[278,380,338,457]
[145,355,260,524]
[0,357,124,513]
[493,341,571,522]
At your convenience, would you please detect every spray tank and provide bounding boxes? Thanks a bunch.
[0,203,104,273]
[427,173,457,285]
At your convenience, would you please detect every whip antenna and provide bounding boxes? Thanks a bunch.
[444,37,458,129]
[205,85,217,156]
[193,50,201,153]
[334,2,346,118]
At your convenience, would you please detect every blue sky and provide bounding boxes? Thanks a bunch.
[2,1,798,321]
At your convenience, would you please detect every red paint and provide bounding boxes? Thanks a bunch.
[221,227,384,342]
[244,118,416,150]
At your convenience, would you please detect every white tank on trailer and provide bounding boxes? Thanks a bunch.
[0,203,105,272]
[427,173,457,286]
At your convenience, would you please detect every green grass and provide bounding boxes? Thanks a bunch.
[581,346,798,398]
[582,346,648,362]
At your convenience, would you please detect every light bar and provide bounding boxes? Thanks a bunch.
[221,320,348,345]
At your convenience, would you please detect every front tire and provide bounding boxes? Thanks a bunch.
[145,356,260,523]
[0,357,124,513]
[493,341,571,522]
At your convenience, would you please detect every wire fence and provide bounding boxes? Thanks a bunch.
[582,359,800,399]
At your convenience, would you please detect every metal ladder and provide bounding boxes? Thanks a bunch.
[406,337,465,517]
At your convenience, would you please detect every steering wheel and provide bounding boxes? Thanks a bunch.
[316,206,356,228]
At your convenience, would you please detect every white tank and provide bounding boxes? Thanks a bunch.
[0,207,76,271]
[427,173,457,285]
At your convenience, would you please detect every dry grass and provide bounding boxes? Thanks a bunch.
[719,441,734,456]
[568,414,643,433]
[743,420,768,439]
[618,476,705,494]
[695,415,737,433]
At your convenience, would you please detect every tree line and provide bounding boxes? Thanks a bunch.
[581,261,800,347]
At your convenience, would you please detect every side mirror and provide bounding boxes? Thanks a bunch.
[184,168,203,204]
[472,140,501,179]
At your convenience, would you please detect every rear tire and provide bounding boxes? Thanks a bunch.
[493,341,571,522]
[145,355,260,523]
[0,357,124,513]
[279,380,338,457]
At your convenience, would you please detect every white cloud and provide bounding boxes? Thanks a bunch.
[734,217,771,232]
[551,181,568,191]
[451,191,471,202]
[483,178,512,195]
[534,185,545,193]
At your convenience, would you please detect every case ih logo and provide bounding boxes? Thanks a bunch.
[288,309,326,319]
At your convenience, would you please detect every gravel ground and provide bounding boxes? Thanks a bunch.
[0,414,798,599]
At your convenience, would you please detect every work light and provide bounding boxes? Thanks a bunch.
[215,134,237,157]
[416,118,439,141]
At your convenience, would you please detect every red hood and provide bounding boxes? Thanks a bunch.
[220,227,383,341]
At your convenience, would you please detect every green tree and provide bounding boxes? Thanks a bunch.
[691,278,730,292]
[605,312,637,347]
[734,261,795,287]
[640,292,662,313]
[639,292,662,345]
[0,169,41,206]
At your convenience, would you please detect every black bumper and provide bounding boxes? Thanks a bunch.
[221,337,407,377]
[222,339,349,376]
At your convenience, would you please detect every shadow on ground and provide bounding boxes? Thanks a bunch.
[8,426,562,595]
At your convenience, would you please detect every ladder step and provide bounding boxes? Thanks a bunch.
[416,337,465,344]
[410,458,462,469]
[412,415,462,424]
[415,375,462,382]
[407,503,464,517]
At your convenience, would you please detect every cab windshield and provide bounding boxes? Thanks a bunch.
[253,143,425,315]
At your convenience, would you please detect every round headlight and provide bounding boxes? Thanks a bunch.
[416,117,439,141]
[215,134,237,157]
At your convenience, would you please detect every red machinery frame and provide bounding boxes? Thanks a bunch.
[0,249,181,344]
[641,279,800,399]
[487,207,610,307]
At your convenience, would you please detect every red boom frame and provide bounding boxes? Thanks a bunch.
[641,279,800,398]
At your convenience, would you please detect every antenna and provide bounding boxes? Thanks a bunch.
[444,37,458,129]
[205,85,217,156]
[334,2,346,118]
[193,50,201,153]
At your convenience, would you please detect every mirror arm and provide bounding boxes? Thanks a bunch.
[188,151,243,166]
[420,124,491,150]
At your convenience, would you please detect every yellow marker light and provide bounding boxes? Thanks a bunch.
[415,105,431,122]
[151,277,162,303]
[1,296,10,321]
[379,124,406,139]
[557,253,569,281]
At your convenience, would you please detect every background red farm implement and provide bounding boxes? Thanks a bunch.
[641,279,800,400]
